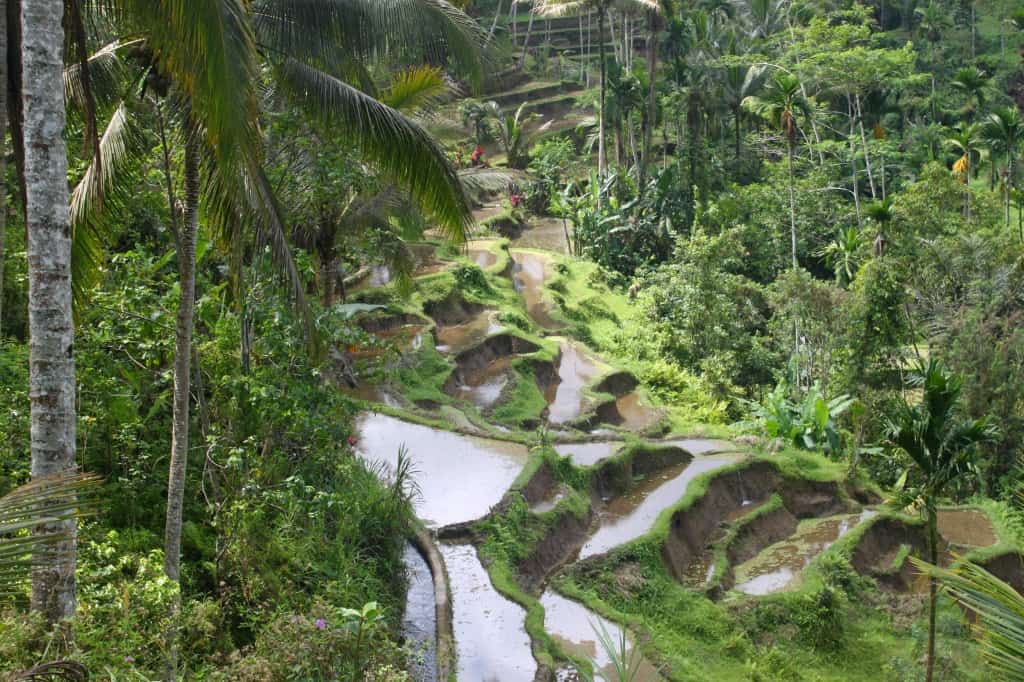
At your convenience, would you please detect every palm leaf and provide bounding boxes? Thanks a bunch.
[202,152,321,357]
[252,0,485,85]
[912,557,1024,679]
[108,0,260,169]
[64,40,135,114]
[69,102,149,308]
[381,66,450,114]
[274,58,471,242]
[0,471,102,596]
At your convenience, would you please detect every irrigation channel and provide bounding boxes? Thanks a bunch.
[348,217,1007,681]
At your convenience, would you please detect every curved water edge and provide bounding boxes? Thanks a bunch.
[541,589,662,682]
[732,509,878,596]
[442,542,538,681]
[581,454,744,560]
[402,541,440,682]
[354,412,528,528]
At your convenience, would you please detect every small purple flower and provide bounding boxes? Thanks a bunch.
[314,618,327,630]
[124,656,135,664]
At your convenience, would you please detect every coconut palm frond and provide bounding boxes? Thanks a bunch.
[0,471,102,596]
[202,153,320,357]
[381,66,451,114]
[535,1,592,18]
[113,0,261,169]
[457,167,527,195]
[253,0,485,85]
[70,102,149,308]
[912,557,1024,679]
[63,40,132,113]
[9,660,89,682]
[275,58,471,243]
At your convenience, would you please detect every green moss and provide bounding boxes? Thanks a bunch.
[492,360,550,426]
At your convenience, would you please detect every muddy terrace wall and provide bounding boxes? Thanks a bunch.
[442,334,542,388]
[662,461,851,583]
[589,442,693,501]
[423,293,487,327]
[356,312,428,334]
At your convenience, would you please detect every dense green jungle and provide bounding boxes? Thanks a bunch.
[2,0,1024,680]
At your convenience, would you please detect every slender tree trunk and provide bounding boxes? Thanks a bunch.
[321,252,337,307]
[486,0,503,46]
[930,73,936,122]
[520,5,535,64]
[1003,156,1011,225]
[787,141,798,270]
[509,0,517,52]
[23,0,77,628]
[925,507,938,682]
[586,11,592,89]
[578,14,585,82]
[733,106,742,162]
[880,152,886,199]
[640,10,658,188]
[970,2,976,59]
[163,132,200,681]
[597,7,608,179]
[855,95,877,199]
[0,1,6,337]
[847,95,862,225]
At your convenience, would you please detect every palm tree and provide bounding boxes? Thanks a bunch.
[945,122,982,216]
[640,1,669,187]
[885,360,997,682]
[865,197,894,256]
[982,107,1023,225]
[69,2,484,676]
[744,73,812,270]
[491,102,538,169]
[723,62,766,162]
[536,0,659,178]
[914,3,951,121]
[21,0,79,627]
[911,556,1024,678]
[0,2,7,336]
[949,67,989,123]
[819,227,867,287]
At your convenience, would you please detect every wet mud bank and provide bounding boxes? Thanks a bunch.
[850,509,1002,592]
[850,516,931,590]
[582,453,743,561]
[593,370,639,397]
[446,333,542,377]
[423,293,487,327]
[588,443,693,501]
[980,551,1024,592]
[356,311,428,334]
[662,461,852,584]
[519,504,596,592]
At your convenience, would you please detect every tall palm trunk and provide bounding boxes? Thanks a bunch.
[733,105,742,162]
[578,14,585,82]
[597,5,608,178]
[163,132,200,681]
[925,506,938,682]
[1003,155,1011,225]
[854,95,877,199]
[847,95,862,226]
[787,140,797,270]
[640,9,658,188]
[486,0,503,46]
[520,4,536,64]
[23,0,77,626]
[0,2,7,336]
